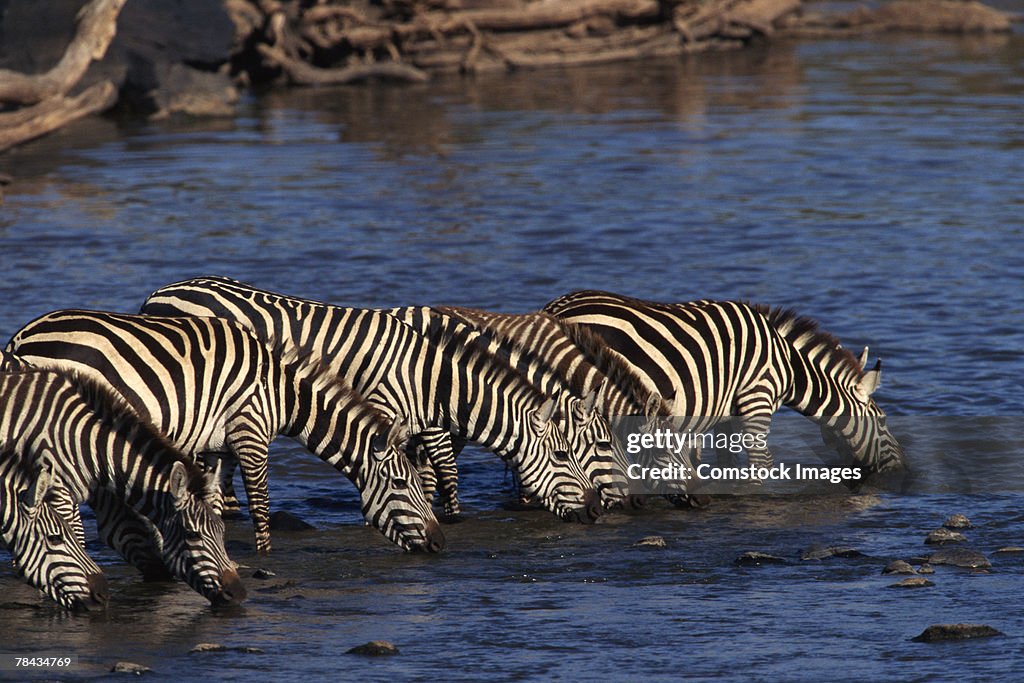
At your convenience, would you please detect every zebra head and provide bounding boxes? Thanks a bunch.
[10,463,108,611]
[516,397,603,523]
[566,386,630,511]
[818,357,907,475]
[156,461,247,606]
[366,420,445,553]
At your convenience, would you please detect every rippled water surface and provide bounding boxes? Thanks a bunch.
[1,29,1023,681]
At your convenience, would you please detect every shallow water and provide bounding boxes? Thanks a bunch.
[1,29,1023,681]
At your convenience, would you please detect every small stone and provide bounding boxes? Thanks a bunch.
[111,661,152,674]
[943,514,972,530]
[912,624,1003,643]
[917,563,935,574]
[882,560,916,575]
[252,568,277,579]
[926,528,967,545]
[190,643,227,653]
[889,577,934,588]
[735,551,787,566]
[632,535,667,549]
[800,545,863,561]
[929,548,991,569]
[994,546,1024,555]
[346,640,400,656]
[269,511,315,532]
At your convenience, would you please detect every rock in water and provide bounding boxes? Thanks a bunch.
[632,536,667,549]
[928,548,991,569]
[800,545,863,561]
[111,661,152,674]
[912,624,1003,643]
[943,514,972,529]
[882,560,916,575]
[917,563,935,574]
[735,551,787,566]
[252,568,277,579]
[269,511,315,531]
[926,528,967,545]
[994,546,1024,555]
[889,577,934,588]
[190,643,227,653]
[347,641,400,656]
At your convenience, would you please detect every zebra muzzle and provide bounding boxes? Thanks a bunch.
[212,566,247,606]
[564,489,604,524]
[88,572,110,608]
[416,520,446,554]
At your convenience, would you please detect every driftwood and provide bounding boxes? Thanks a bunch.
[256,43,429,84]
[784,0,1012,36]
[0,0,125,153]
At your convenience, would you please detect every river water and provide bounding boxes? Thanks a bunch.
[1,27,1023,682]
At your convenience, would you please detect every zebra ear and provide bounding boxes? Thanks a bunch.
[643,393,662,418]
[531,397,558,434]
[582,386,600,418]
[856,359,882,400]
[169,461,190,504]
[21,463,55,513]
[858,347,870,370]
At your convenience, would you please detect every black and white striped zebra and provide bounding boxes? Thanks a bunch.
[0,367,244,605]
[1,453,109,611]
[544,291,907,476]
[5,311,445,554]
[140,277,602,522]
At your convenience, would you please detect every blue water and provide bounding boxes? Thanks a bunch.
[1,30,1023,681]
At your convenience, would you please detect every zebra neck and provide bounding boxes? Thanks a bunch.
[782,347,855,417]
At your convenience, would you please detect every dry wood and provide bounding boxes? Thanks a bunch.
[0,81,117,153]
[0,0,126,105]
[257,43,429,84]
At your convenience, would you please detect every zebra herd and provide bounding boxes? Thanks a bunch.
[0,277,907,611]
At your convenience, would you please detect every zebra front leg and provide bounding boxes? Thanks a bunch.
[90,488,171,581]
[227,438,272,554]
[415,427,463,522]
[735,382,780,483]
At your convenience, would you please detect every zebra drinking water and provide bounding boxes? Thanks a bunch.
[543,291,908,478]
[140,276,601,523]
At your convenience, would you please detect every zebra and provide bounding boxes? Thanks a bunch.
[0,367,245,605]
[543,291,907,477]
[140,276,602,523]
[5,311,445,555]
[387,306,639,516]
[1,454,109,611]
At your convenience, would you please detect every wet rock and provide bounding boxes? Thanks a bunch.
[111,661,152,674]
[252,568,277,580]
[912,624,1004,643]
[269,511,315,532]
[882,560,916,575]
[926,528,967,545]
[943,514,972,529]
[190,643,264,654]
[346,640,400,656]
[889,577,934,588]
[735,551,787,566]
[800,545,863,561]
[994,546,1024,555]
[190,643,227,653]
[632,535,667,549]
[917,563,935,574]
[929,548,991,569]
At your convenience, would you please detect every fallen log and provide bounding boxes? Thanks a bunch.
[256,43,430,84]
[0,81,117,153]
[0,0,126,105]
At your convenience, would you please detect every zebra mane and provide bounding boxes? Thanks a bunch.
[4,367,212,495]
[264,337,391,431]
[555,320,672,417]
[439,308,593,400]
[757,305,864,379]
